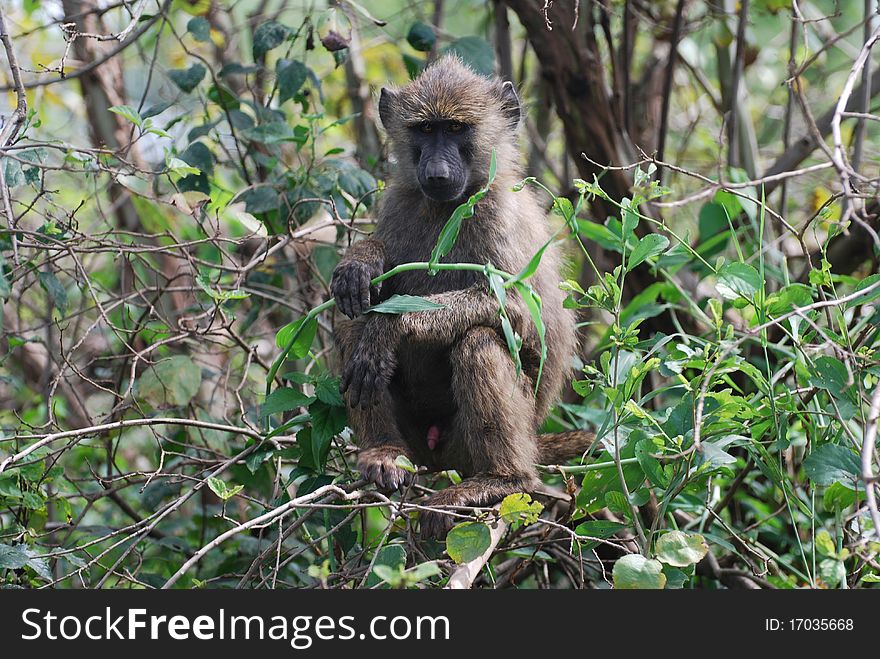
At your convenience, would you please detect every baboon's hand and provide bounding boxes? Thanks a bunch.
[357,446,414,491]
[331,259,382,319]
[340,325,397,408]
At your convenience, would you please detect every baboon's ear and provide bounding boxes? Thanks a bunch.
[500,81,521,129]
[378,88,398,129]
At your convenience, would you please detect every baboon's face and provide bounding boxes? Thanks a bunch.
[408,119,472,203]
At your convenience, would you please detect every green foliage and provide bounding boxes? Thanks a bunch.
[3,1,879,593]
[446,522,492,564]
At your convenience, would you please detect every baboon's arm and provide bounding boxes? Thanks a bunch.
[331,238,386,318]
[340,284,529,408]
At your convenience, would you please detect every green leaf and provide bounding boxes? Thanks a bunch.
[108,105,142,127]
[445,521,492,564]
[206,476,242,501]
[308,400,346,467]
[635,438,667,487]
[577,442,644,514]
[847,274,880,308]
[499,493,543,528]
[406,22,436,52]
[134,355,202,408]
[803,443,861,486]
[815,530,836,557]
[655,531,709,567]
[38,270,68,316]
[253,21,291,60]
[168,63,206,93]
[627,234,669,272]
[0,543,30,570]
[443,36,494,77]
[275,315,318,359]
[809,356,850,392]
[662,564,689,589]
[277,59,308,103]
[368,545,407,587]
[765,283,813,316]
[366,294,445,314]
[513,283,546,389]
[260,387,315,419]
[0,544,50,580]
[574,519,628,540]
[394,454,417,473]
[187,16,211,42]
[612,554,667,589]
[716,262,761,301]
[621,198,639,236]
[823,482,856,512]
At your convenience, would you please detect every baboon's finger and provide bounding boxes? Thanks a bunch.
[358,269,371,314]
[358,371,377,409]
[341,290,355,319]
[347,366,364,408]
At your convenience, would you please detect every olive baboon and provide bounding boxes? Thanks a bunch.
[332,56,593,538]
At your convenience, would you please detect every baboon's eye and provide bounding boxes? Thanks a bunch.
[446,122,464,133]
[419,122,434,134]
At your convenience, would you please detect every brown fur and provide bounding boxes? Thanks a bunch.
[334,56,594,538]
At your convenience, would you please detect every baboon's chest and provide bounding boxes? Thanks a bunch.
[381,216,508,297]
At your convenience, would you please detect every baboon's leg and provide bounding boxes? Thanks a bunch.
[336,318,413,490]
[421,326,539,539]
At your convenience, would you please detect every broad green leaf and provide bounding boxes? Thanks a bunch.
[662,564,689,589]
[823,482,856,512]
[577,442,644,514]
[108,105,142,127]
[655,531,709,567]
[406,22,436,51]
[187,16,211,42]
[621,198,639,236]
[613,554,667,589]
[815,530,836,557]
[394,454,417,473]
[847,274,880,308]
[313,374,344,407]
[443,36,494,77]
[275,315,318,359]
[446,521,492,564]
[259,387,315,419]
[277,59,308,103]
[206,476,242,501]
[809,356,850,391]
[134,355,202,408]
[0,543,30,570]
[803,443,861,486]
[635,438,667,487]
[367,294,445,314]
[308,400,346,468]
[253,21,291,60]
[0,544,50,580]
[574,520,628,539]
[499,493,543,528]
[38,271,68,316]
[765,283,813,316]
[716,262,761,300]
[168,64,206,93]
[627,234,669,271]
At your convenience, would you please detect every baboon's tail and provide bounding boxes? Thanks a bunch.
[537,430,596,464]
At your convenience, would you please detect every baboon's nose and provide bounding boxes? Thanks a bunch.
[425,160,451,183]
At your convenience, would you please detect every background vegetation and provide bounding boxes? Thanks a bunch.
[0,0,879,589]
